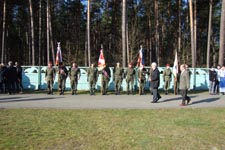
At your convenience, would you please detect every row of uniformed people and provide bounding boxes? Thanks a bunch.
[45,61,171,96]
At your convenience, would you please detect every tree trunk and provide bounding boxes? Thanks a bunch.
[46,0,50,64]
[28,0,35,65]
[38,0,42,66]
[1,0,6,63]
[207,0,213,68]
[178,0,181,55]
[87,0,90,66]
[126,22,129,65]
[48,4,55,66]
[122,0,126,68]
[219,0,225,65]
[154,0,159,64]
[194,0,197,67]
[189,0,195,68]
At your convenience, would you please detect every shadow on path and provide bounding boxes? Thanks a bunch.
[160,95,197,103]
[0,96,64,103]
[191,97,220,105]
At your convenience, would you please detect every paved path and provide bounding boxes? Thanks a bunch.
[0,93,224,109]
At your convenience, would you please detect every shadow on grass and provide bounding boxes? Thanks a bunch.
[191,97,220,105]
[0,96,64,103]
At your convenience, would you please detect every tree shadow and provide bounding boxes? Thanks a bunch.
[190,97,220,105]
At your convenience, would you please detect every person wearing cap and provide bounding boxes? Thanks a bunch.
[15,62,23,94]
[45,61,56,94]
[163,64,172,95]
[69,62,81,95]
[58,62,68,95]
[125,63,135,95]
[149,62,161,102]
[87,62,98,95]
[113,62,124,95]
[138,65,147,95]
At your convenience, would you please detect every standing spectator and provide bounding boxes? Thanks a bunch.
[15,62,23,93]
[45,61,55,94]
[215,65,221,94]
[209,66,217,95]
[163,64,172,95]
[113,62,124,95]
[87,62,98,95]
[219,65,225,95]
[179,64,191,106]
[101,64,111,95]
[58,62,68,95]
[125,63,135,95]
[138,65,147,95]
[0,63,7,93]
[0,64,5,93]
[69,63,81,95]
[6,61,17,95]
[149,62,161,103]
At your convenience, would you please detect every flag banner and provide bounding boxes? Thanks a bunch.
[98,48,105,70]
[55,42,62,65]
[173,51,178,77]
[137,46,144,67]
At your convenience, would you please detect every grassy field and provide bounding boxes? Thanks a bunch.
[0,108,225,150]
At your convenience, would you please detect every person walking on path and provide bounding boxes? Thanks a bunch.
[69,63,80,95]
[163,64,172,95]
[215,65,221,94]
[219,65,225,95]
[125,63,135,95]
[45,61,56,95]
[87,63,98,95]
[209,66,217,95]
[149,62,161,103]
[58,62,68,95]
[179,64,191,106]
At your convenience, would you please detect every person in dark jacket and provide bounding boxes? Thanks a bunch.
[6,61,17,95]
[15,62,23,93]
[209,67,217,95]
[149,62,161,103]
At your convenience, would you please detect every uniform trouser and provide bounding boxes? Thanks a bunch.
[139,80,146,94]
[126,79,134,93]
[164,80,170,91]
[209,81,215,94]
[58,79,66,92]
[152,88,161,102]
[16,79,23,93]
[89,80,96,93]
[174,80,179,94]
[70,79,78,92]
[7,81,15,94]
[114,78,122,93]
[180,89,190,104]
[47,79,54,93]
[101,79,109,94]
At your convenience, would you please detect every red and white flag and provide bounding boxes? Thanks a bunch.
[172,51,178,77]
[98,48,105,70]
[55,42,62,65]
[137,46,144,67]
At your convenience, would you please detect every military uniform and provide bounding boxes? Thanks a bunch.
[113,66,124,95]
[101,66,111,95]
[45,66,55,94]
[58,65,68,95]
[125,67,135,95]
[15,63,23,93]
[138,67,147,95]
[163,67,172,94]
[69,66,80,95]
[87,66,98,95]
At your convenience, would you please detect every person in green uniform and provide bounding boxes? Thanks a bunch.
[69,62,80,95]
[45,61,55,94]
[101,64,111,95]
[113,62,124,95]
[163,64,172,95]
[58,62,68,95]
[125,63,135,95]
[138,65,147,95]
[87,63,98,95]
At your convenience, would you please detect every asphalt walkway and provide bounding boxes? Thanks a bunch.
[0,92,224,109]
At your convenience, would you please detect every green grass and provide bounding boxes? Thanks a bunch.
[0,108,225,150]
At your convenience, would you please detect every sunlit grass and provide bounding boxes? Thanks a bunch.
[0,108,225,150]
